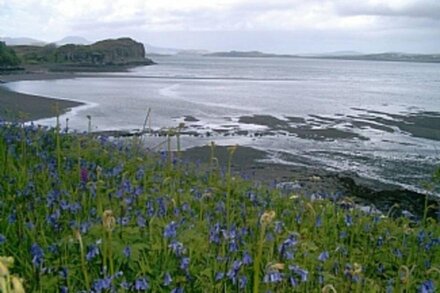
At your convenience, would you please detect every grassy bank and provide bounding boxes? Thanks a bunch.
[0,123,438,292]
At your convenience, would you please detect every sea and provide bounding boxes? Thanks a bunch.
[4,56,440,195]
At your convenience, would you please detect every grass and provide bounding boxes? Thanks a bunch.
[0,122,438,292]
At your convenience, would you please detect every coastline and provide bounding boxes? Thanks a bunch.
[0,70,84,122]
[1,68,438,219]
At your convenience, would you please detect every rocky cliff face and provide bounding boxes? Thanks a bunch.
[54,38,153,65]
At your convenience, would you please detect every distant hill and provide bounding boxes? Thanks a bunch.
[55,36,91,46]
[205,50,297,58]
[314,52,440,63]
[12,38,154,68]
[0,37,45,46]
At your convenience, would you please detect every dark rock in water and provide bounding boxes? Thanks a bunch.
[337,175,439,219]
[183,115,199,122]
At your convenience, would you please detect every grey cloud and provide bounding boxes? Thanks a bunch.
[335,1,440,20]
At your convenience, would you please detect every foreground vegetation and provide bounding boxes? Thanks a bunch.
[0,123,438,292]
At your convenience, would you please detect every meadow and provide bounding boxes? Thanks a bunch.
[0,122,438,292]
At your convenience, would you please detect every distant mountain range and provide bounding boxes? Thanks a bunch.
[205,50,440,63]
[2,36,439,63]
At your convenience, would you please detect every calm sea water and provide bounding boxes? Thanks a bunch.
[4,56,440,194]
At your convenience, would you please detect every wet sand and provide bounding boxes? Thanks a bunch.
[0,70,85,122]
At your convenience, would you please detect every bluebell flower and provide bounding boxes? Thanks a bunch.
[59,267,68,279]
[137,215,146,228]
[215,272,225,281]
[344,214,353,226]
[164,221,177,239]
[377,236,384,247]
[419,280,435,293]
[315,215,322,228]
[0,234,6,245]
[289,265,308,282]
[163,272,173,286]
[171,287,184,293]
[123,246,131,258]
[274,221,284,233]
[86,244,99,261]
[30,243,44,268]
[242,251,252,265]
[134,277,149,291]
[92,277,112,292]
[169,240,186,256]
[263,271,283,283]
[318,251,329,262]
[239,275,247,289]
[180,257,190,271]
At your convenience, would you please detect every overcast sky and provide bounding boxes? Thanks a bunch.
[1,0,439,53]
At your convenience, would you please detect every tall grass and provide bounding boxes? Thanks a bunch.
[0,123,438,292]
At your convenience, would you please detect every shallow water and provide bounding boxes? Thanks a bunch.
[4,56,440,194]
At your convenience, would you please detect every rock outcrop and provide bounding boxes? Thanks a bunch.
[54,38,153,65]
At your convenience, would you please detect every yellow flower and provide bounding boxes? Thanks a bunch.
[11,276,25,293]
[260,211,276,225]
[102,210,116,231]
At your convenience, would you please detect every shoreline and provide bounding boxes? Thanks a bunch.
[1,68,438,218]
[0,70,85,122]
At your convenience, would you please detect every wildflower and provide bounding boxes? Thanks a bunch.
[30,243,44,268]
[123,246,131,258]
[226,260,242,283]
[0,234,5,245]
[263,271,283,283]
[242,251,252,265]
[318,251,329,262]
[180,257,190,271]
[92,277,112,292]
[260,211,276,225]
[163,272,172,286]
[289,265,308,282]
[419,280,435,293]
[137,215,146,228]
[134,277,149,291]
[11,276,25,293]
[239,275,247,289]
[215,272,225,281]
[315,215,322,228]
[164,221,177,239]
[344,214,353,226]
[86,244,99,261]
[169,241,186,256]
[102,210,116,231]
[171,287,184,293]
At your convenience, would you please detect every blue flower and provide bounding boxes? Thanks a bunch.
[344,214,353,226]
[419,280,435,293]
[263,271,283,283]
[86,244,99,261]
[30,243,44,268]
[164,221,177,239]
[171,287,184,293]
[239,275,247,289]
[242,251,252,265]
[163,272,173,286]
[0,234,6,245]
[215,272,225,281]
[180,257,190,271]
[123,246,131,258]
[134,277,149,291]
[169,240,186,256]
[92,277,112,292]
[318,251,329,262]
[289,265,308,282]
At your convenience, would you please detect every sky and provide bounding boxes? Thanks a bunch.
[1,0,439,54]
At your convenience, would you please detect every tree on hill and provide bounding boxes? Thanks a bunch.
[0,42,20,67]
